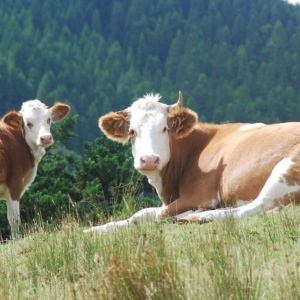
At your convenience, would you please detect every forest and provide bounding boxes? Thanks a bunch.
[0,0,300,234]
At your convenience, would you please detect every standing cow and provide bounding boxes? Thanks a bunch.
[84,92,300,233]
[0,100,70,238]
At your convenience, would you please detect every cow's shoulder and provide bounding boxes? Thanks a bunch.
[0,118,25,145]
[0,118,33,169]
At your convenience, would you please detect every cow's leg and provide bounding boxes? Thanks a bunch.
[84,189,214,233]
[83,197,207,233]
[7,199,20,238]
[83,207,166,233]
[178,157,300,223]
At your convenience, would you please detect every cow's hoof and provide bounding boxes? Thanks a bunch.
[178,214,212,224]
[177,218,190,224]
[177,215,199,224]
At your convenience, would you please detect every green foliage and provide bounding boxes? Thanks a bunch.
[73,136,137,207]
[25,126,140,219]
[1,0,300,149]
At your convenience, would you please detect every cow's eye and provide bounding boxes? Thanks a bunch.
[27,122,33,129]
[163,127,168,133]
[129,129,135,137]
[47,118,51,125]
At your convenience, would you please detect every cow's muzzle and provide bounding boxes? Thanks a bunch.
[39,135,53,147]
[139,155,160,170]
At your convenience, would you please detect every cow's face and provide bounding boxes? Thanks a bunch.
[3,100,70,160]
[99,92,197,175]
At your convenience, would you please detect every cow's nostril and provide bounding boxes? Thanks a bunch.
[140,155,160,168]
[40,135,53,144]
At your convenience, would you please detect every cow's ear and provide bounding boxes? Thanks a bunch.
[2,111,23,128]
[99,111,130,144]
[167,108,198,138]
[50,103,71,122]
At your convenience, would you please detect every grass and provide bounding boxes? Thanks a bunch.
[0,204,300,300]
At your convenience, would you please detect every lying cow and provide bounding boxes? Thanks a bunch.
[84,92,300,233]
[0,100,70,238]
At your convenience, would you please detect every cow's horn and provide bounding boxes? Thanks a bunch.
[170,91,184,111]
[177,91,183,108]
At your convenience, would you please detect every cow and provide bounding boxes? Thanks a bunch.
[0,100,70,238]
[84,92,300,233]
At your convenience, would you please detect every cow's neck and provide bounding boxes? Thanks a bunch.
[28,143,46,163]
[159,124,217,205]
[20,146,44,197]
[14,130,38,198]
[23,131,46,163]
[147,172,164,200]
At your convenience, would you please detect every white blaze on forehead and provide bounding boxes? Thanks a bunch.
[20,99,52,123]
[129,105,167,130]
[20,99,48,112]
[128,95,169,135]
[128,94,167,112]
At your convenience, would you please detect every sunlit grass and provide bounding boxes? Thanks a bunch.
[0,205,300,299]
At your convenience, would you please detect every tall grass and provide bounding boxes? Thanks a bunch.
[0,204,300,299]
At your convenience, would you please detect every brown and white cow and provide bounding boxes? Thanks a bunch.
[84,92,300,233]
[0,100,70,238]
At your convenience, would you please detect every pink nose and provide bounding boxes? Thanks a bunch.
[140,155,160,169]
[40,135,53,145]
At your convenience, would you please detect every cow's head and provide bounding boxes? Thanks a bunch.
[99,92,197,175]
[3,100,70,161]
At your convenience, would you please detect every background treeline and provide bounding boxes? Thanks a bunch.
[1,0,300,148]
[1,0,300,235]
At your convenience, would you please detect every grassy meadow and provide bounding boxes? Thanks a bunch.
[0,202,300,300]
